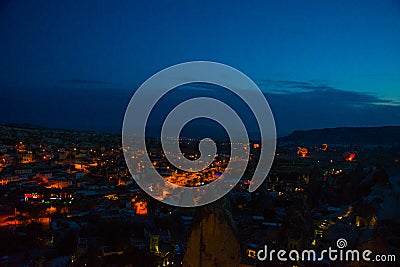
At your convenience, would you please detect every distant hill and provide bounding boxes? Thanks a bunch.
[2,123,399,146]
[279,126,400,146]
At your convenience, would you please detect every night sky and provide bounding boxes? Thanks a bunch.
[0,1,399,136]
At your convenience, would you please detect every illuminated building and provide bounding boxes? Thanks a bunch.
[45,178,73,189]
[134,201,148,215]
[343,151,357,161]
[15,141,27,154]
[21,152,33,163]
[24,192,44,202]
[297,147,308,158]
[245,243,258,259]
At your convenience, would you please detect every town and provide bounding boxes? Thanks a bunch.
[0,124,399,266]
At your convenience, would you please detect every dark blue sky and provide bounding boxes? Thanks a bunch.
[0,0,399,136]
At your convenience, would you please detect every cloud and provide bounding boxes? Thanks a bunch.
[0,79,398,137]
[258,79,312,88]
[259,79,400,107]
[272,89,292,94]
[263,81,335,95]
[258,80,400,135]
[161,79,400,136]
[175,82,223,92]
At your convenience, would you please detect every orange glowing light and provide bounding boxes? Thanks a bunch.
[134,201,148,215]
[343,152,357,162]
[297,147,308,157]
[253,143,260,149]
[321,144,328,151]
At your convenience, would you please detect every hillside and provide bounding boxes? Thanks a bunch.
[279,126,400,145]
